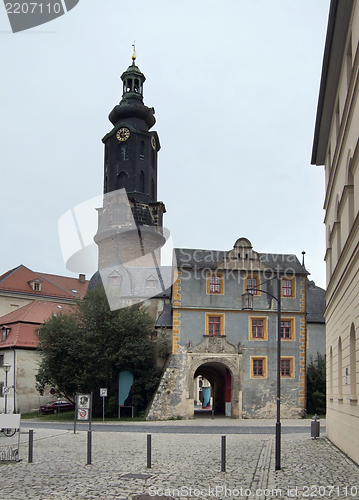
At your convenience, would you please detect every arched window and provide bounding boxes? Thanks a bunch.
[338,337,343,398]
[118,143,129,161]
[126,78,132,92]
[350,324,357,396]
[116,171,128,191]
[140,171,145,193]
[151,178,155,200]
[140,141,145,160]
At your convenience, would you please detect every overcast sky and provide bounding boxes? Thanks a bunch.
[0,0,330,289]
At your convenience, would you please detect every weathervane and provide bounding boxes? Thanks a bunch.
[132,41,136,61]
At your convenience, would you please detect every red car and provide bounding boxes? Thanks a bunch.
[40,400,75,414]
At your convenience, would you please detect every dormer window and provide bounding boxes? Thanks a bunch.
[108,271,122,287]
[1,327,10,342]
[146,276,157,288]
[29,279,42,292]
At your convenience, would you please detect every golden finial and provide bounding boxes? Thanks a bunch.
[132,42,136,61]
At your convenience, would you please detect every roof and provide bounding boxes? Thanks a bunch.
[0,265,88,301]
[0,300,74,348]
[311,0,355,165]
[174,248,307,275]
[155,303,173,329]
[306,280,326,323]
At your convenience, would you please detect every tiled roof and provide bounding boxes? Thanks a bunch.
[0,265,88,300]
[0,300,74,348]
[174,248,307,274]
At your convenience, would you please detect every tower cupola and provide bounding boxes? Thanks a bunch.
[120,54,146,101]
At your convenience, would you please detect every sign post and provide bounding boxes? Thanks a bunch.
[74,393,92,434]
[100,388,107,422]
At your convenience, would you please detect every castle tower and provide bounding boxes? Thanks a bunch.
[94,53,166,269]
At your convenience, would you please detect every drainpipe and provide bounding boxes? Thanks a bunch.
[11,348,16,413]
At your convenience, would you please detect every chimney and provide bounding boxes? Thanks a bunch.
[79,274,86,283]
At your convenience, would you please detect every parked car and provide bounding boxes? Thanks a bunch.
[40,400,75,414]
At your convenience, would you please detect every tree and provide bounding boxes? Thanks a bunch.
[36,287,161,416]
[306,352,326,415]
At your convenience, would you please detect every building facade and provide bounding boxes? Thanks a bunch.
[312,0,359,464]
[0,266,88,413]
[147,238,308,420]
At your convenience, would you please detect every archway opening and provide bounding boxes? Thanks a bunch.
[193,362,232,418]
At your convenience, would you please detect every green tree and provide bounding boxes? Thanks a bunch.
[36,287,161,416]
[306,352,326,415]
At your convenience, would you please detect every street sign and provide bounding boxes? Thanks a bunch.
[76,393,91,409]
[100,388,107,397]
[2,387,10,396]
[77,408,89,420]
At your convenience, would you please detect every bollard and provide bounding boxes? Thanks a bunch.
[311,414,320,439]
[147,434,151,469]
[28,429,33,463]
[87,430,92,465]
[221,435,226,472]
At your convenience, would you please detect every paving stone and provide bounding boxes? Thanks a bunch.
[0,422,357,499]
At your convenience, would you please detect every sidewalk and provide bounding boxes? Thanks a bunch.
[0,420,357,500]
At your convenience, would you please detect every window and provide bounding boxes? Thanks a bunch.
[140,140,145,160]
[206,314,224,336]
[29,279,42,292]
[251,357,267,378]
[281,278,295,297]
[249,317,267,340]
[140,171,145,192]
[252,320,263,338]
[108,272,122,287]
[206,272,224,295]
[1,328,10,342]
[280,357,294,378]
[146,276,157,288]
[245,275,260,295]
[0,382,3,398]
[280,318,294,340]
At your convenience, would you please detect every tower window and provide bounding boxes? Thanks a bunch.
[140,171,145,193]
[140,141,145,160]
[151,179,155,200]
[118,143,129,161]
[134,79,140,93]
[117,171,128,191]
[126,78,132,92]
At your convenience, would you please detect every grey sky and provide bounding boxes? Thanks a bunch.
[0,0,329,288]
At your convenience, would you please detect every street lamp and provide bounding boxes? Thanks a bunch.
[242,272,282,471]
[2,363,11,414]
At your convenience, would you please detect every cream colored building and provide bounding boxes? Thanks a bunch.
[312,0,359,465]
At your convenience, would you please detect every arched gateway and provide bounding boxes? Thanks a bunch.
[186,337,242,419]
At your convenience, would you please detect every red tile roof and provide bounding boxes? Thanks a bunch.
[0,301,75,348]
[0,265,88,301]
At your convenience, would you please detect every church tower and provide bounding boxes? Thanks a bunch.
[94,53,166,270]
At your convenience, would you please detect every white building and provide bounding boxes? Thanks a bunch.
[312,0,359,465]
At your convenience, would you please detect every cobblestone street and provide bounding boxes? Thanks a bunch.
[0,420,358,500]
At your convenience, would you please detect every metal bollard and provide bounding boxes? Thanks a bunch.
[28,429,33,463]
[87,431,92,465]
[147,434,151,468]
[311,414,320,439]
[221,435,226,472]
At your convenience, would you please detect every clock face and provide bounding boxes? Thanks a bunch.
[151,135,156,150]
[116,127,130,142]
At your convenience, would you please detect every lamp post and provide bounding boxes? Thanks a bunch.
[2,363,11,414]
[242,272,282,471]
